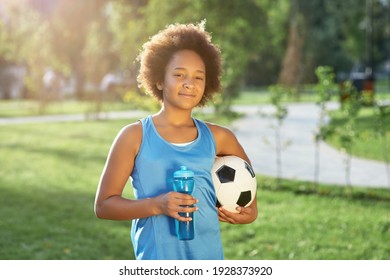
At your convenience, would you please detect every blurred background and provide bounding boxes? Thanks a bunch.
[0,0,389,111]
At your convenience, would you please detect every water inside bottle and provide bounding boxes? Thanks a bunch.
[173,166,195,240]
[177,206,194,240]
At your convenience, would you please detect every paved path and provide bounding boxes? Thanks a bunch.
[0,110,148,125]
[232,103,390,189]
[1,103,389,188]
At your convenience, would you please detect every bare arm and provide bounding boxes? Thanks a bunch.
[94,122,197,221]
[208,123,258,224]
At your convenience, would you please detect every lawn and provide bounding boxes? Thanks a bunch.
[1,118,389,260]
[0,99,132,118]
[325,106,390,162]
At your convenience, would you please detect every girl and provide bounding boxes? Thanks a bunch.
[94,22,258,260]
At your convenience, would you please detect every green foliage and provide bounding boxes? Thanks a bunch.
[107,1,149,72]
[315,66,336,102]
[0,1,41,63]
[205,1,267,111]
[122,90,160,112]
[314,66,338,141]
[0,1,54,97]
[326,81,362,191]
[266,85,290,187]
[337,81,362,147]
[327,0,390,65]
[2,0,390,107]
[313,66,337,190]
[373,103,390,187]
[268,85,289,121]
[108,0,275,112]
[327,106,390,162]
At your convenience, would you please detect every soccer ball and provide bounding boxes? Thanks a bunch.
[211,155,257,213]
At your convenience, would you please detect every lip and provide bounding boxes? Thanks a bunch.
[178,93,196,98]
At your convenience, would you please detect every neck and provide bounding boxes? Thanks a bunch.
[154,106,193,127]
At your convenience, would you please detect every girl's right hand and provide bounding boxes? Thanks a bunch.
[155,191,198,221]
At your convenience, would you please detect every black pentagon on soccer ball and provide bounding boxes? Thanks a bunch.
[236,191,252,207]
[216,165,236,183]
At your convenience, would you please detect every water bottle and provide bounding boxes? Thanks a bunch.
[173,166,195,240]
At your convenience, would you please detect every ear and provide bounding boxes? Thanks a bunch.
[156,81,163,91]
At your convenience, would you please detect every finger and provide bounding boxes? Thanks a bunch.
[175,211,193,222]
[218,207,238,224]
[217,210,230,223]
[174,191,198,200]
[217,208,231,222]
[178,205,198,213]
[178,200,198,209]
[175,212,191,222]
[179,197,199,206]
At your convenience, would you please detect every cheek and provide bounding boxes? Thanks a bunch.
[199,82,206,93]
[164,77,179,90]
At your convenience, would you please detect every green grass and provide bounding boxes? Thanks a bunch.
[325,106,390,162]
[1,118,389,260]
[0,119,134,259]
[223,177,390,260]
[0,99,135,118]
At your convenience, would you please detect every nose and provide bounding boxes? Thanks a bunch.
[183,79,194,90]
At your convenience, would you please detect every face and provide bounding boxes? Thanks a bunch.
[157,49,206,110]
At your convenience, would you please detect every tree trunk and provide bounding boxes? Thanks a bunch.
[278,14,305,94]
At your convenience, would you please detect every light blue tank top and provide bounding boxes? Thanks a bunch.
[130,115,224,260]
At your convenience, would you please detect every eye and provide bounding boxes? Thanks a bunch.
[196,76,204,81]
[174,73,184,78]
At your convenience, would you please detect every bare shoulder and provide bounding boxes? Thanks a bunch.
[111,120,143,156]
[205,121,250,162]
[206,122,237,142]
[119,120,142,138]
[206,121,245,158]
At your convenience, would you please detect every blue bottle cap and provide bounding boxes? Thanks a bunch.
[173,166,194,178]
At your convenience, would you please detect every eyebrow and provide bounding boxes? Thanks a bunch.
[173,67,205,74]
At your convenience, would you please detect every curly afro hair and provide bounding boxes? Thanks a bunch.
[136,21,222,107]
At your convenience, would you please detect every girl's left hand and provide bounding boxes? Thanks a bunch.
[217,204,257,224]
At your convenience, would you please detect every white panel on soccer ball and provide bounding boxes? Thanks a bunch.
[216,182,240,206]
[220,156,244,171]
[238,173,257,198]
[221,203,239,213]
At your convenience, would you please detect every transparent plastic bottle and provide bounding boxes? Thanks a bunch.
[173,166,195,240]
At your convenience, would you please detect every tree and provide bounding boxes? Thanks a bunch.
[313,66,336,191]
[334,81,361,194]
[278,0,305,92]
[106,0,148,84]
[374,103,390,188]
[0,0,56,105]
[108,0,268,112]
[267,85,289,188]
[196,0,267,113]
[43,0,106,99]
[245,0,290,86]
